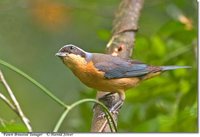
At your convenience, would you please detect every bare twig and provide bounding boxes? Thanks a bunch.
[91,0,144,132]
[0,92,17,112]
[0,70,32,132]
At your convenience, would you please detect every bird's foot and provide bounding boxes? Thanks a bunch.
[92,92,116,112]
[97,110,118,119]
[96,100,124,119]
[93,92,124,119]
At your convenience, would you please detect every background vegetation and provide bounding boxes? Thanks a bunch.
[0,0,197,132]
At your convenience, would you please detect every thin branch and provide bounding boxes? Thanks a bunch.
[53,98,117,132]
[0,92,17,112]
[0,59,68,108]
[0,70,32,132]
[91,0,144,132]
[97,120,108,132]
[53,108,70,132]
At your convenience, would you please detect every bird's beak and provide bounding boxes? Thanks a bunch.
[55,52,67,57]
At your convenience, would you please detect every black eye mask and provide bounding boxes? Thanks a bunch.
[60,46,86,58]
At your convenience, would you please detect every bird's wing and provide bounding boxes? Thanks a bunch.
[94,58,150,79]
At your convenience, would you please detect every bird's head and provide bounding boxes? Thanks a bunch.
[56,44,92,68]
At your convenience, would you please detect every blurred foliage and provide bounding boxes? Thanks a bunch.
[0,119,27,132]
[0,0,197,132]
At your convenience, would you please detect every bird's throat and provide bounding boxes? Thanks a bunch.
[63,54,88,70]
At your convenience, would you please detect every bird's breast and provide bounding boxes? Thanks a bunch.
[72,61,105,84]
[70,61,140,92]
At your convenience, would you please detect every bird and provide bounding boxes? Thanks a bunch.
[55,44,190,112]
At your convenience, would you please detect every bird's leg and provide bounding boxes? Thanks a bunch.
[93,92,116,112]
[98,92,116,102]
[109,99,124,113]
[108,91,125,113]
[97,91,125,119]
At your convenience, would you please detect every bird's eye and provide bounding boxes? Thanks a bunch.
[70,46,74,50]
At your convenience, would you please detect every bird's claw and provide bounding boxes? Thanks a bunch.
[97,110,119,119]
[94,92,124,119]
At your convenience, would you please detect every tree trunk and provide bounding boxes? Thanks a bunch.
[91,0,144,132]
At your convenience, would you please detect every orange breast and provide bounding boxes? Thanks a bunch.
[72,61,140,93]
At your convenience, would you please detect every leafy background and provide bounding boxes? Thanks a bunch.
[0,0,197,132]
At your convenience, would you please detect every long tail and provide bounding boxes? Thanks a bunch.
[160,66,191,71]
[142,66,191,80]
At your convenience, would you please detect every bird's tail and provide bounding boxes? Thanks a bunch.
[141,66,191,80]
[160,66,191,71]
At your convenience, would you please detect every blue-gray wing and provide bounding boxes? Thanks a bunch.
[95,59,149,79]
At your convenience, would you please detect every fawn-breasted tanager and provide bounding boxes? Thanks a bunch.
[56,44,190,111]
